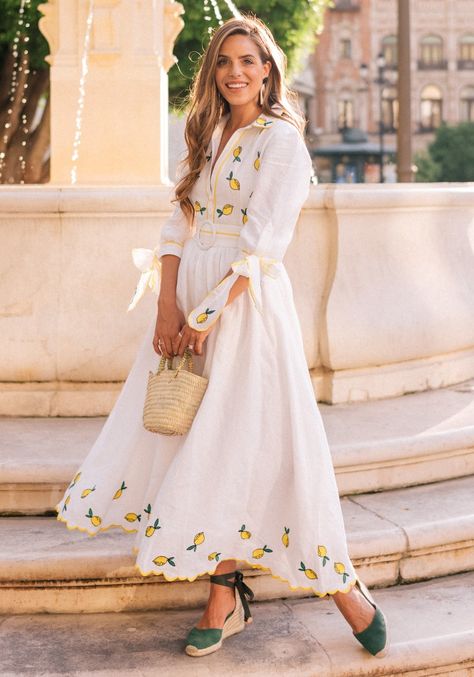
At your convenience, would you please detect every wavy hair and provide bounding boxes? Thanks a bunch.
[174,14,307,226]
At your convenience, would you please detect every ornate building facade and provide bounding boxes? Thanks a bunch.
[310,0,474,182]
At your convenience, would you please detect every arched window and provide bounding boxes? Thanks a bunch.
[337,94,354,131]
[458,34,474,69]
[381,35,398,68]
[382,86,398,131]
[460,85,474,122]
[419,35,445,69]
[420,85,443,130]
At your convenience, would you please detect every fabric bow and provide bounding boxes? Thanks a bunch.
[187,253,281,331]
[127,247,162,311]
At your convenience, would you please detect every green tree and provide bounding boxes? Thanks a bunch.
[170,1,331,108]
[415,123,474,182]
[0,0,49,183]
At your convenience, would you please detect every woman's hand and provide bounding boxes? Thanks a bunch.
[176,323,213,357]
[153,300,185,358]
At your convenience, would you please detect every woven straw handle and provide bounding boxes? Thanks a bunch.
[156,348,193,375]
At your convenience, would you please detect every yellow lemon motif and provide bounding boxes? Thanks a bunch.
[334,561,350,583]
[255,117,273,127]
[252,545,273,559]
[194,200,206,215]
[208,551,221,562]
[225,171,240,190]
[232,145,242,162]
[153,555,176,567]
[62,494,71,512]
[196,307,215,324]
[69,472,81,489]
[124,512,141,523]
[85,508,102,527]
[145,518,161,538]
[298,561,318,580]
[253,152,261,170]
[241,208,248,224]
[113,480,127,500]
[282,527,290,548]
[81,485,96,499]
[238,524,252,539]
[317,545,330,566]
[216,204,233,218]
[187,531,205,551]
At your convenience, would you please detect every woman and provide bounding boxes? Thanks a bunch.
[56,14,388,659]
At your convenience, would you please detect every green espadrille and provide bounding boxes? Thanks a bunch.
[353,579,389,658]
[185,570,254,657]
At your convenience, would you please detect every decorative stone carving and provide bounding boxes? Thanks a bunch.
[163,0,185,72]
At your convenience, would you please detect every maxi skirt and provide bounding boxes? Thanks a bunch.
[56,232,357,596]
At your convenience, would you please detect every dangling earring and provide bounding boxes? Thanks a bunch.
[259,77,268,107]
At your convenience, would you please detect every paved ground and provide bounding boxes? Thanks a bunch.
[1,572,473,677]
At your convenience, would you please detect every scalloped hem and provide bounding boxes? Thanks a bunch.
[56,508,358,599]
[55,507,139,537]
[134,558,357,599]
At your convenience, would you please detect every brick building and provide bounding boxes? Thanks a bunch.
[309,0,474,182]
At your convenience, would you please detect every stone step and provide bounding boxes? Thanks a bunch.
[1,572,473,677]
[0,475,473,614]
[1,378,473,514]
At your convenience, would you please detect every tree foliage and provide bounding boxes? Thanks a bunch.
[0,0,50,183]
[415,123,474,182]
[170,1,331,109]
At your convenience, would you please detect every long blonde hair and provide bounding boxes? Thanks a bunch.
[174,14,307,225]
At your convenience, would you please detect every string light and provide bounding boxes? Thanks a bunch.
[0,0,32,183]
[71,0,94,185]
[203,0,241,35]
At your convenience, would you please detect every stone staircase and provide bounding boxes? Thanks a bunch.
[1,378,473,675]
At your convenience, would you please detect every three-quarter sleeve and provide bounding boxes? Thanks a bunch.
[188,122,313,331]
[158,160,192,260]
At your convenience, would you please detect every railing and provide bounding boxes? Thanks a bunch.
[330,0,360,11]
[417,59,448,70]
[458,59,474,70]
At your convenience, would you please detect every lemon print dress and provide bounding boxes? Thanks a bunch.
[56,104,357,597]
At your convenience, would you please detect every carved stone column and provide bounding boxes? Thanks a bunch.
[38,0,184,184]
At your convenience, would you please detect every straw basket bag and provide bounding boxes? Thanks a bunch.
[143,349,208,435]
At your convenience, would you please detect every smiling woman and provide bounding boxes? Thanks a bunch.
[55,13,389,662]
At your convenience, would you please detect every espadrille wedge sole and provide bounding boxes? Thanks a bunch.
[185,570,254,657]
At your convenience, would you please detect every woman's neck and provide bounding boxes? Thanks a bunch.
[225,104,263,134]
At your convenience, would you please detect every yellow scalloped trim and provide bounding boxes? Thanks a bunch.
[56,508,357,598]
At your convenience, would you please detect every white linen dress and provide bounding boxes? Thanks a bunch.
[56,106,357,597]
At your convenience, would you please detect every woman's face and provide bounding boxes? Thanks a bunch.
[214,34,271,109]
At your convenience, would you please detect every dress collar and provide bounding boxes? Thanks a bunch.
[216,104,284,134]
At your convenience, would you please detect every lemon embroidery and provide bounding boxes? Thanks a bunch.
[238,524,251,539]
[62,494,71,512]
[144,503,152,519]
[153,555,176,567]
[187,531,205,551]
[334,561,349,583]
[317,545,330,566]
[241,208,248,224]
[194,200,206,215]
[85,508,102,527]
[81,485,96,499]
[282,527,290,548]
[216,204,233,218]
[255,117,273,127]
[232,145,242,162]
[298,561,318,580]
[252,545,273,559]
[206,152,212,162]
[196,307,215,324]
[113,481,127,500]
[68,472,81,489]
[226,171,240,190]
[146,518,161,538]
[208,551,221,562]
[253,151,261,170]
[124,512,141,523]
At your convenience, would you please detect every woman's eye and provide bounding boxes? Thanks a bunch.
[244,58,254,64]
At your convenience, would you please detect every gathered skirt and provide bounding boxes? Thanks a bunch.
[56,233,357,596]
